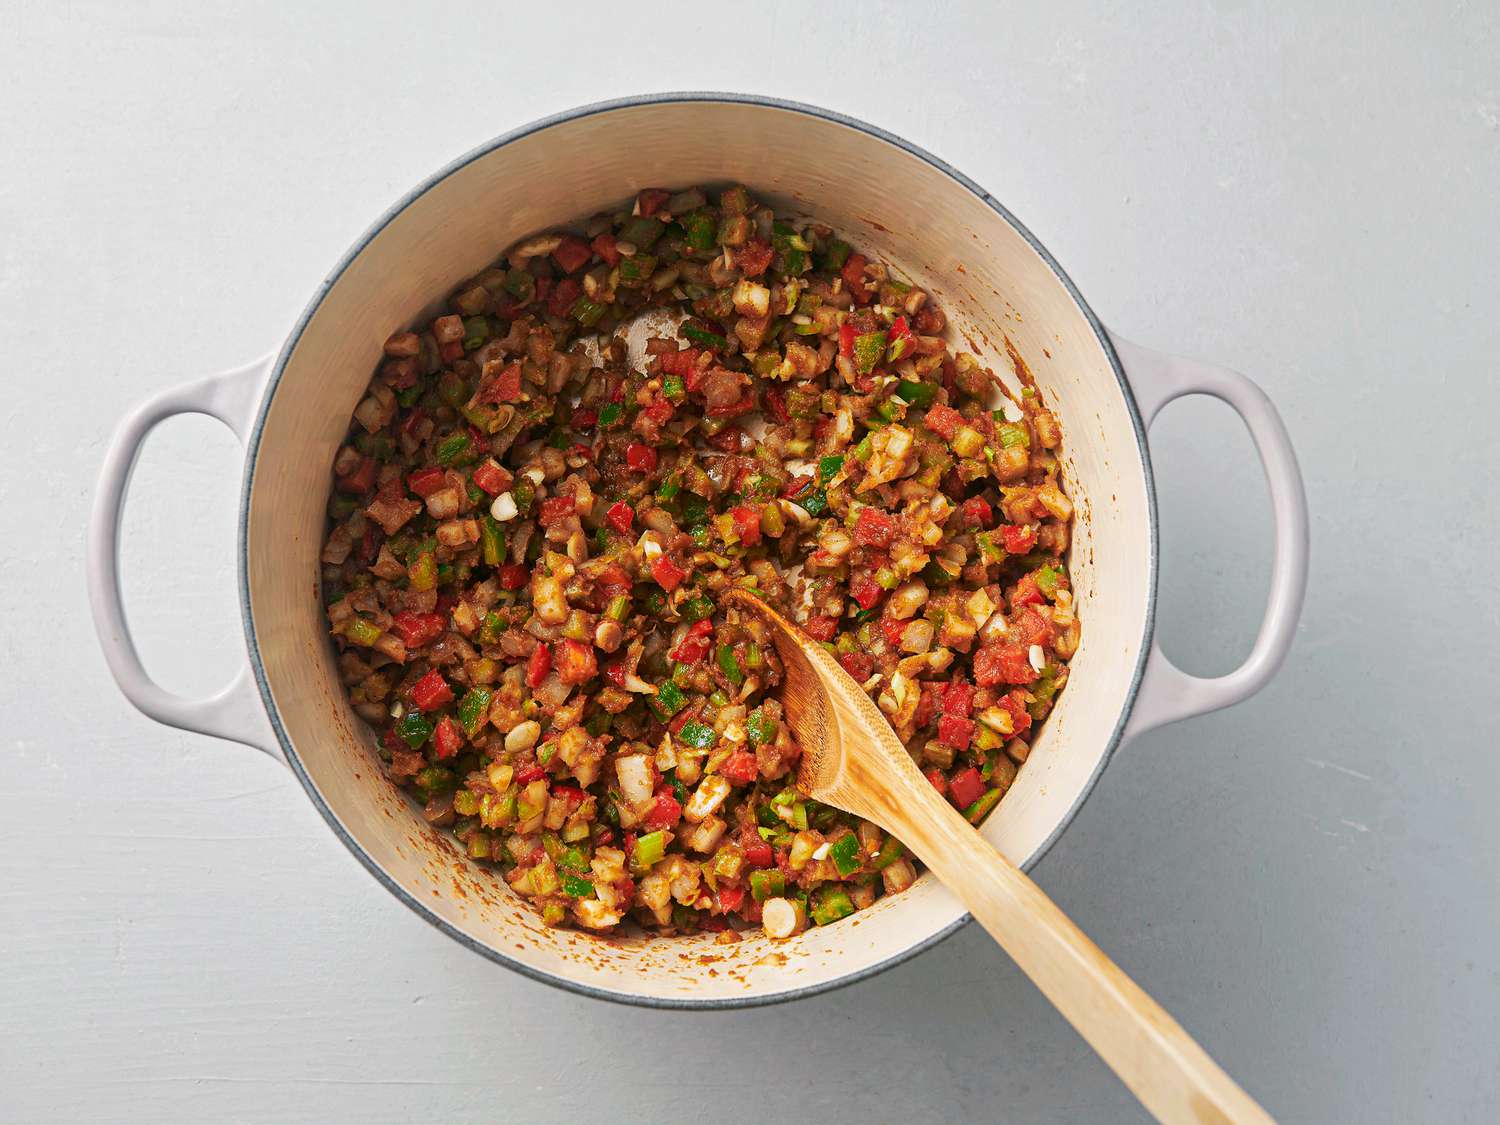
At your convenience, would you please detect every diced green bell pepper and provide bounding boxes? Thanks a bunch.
[677,719,716,749]
[560,873,595,898]
[679,595,715,623]
[895,379,937,408]
[810,886,856,926]
[749,869,785,902]
[649,680,686,719]
[618,215,665,250]
[746,708,776,746]
[395,711,433,749]
[716,644,744,686]
[457,688,492,737]
[829,833,862,876]
[853,331,887,374]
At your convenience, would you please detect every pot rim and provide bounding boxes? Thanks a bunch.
[237,91,1159,1010]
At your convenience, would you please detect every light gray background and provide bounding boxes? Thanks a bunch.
[2,2,1496,1122]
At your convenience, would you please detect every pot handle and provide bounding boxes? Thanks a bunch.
[87,356,282,758]
[1108,332,1309,742]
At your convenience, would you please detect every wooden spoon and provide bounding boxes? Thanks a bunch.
[725,588,1272,1125]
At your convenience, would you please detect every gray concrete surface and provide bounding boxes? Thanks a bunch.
[2,2,1496,1121]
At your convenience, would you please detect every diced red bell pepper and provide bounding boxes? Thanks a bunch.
[764,388,789,424]
[719,751,759,786]
[605,501,634,534]
[999,690,1033,735]
[538,496,578,528]
[636,188,669,217]
[688,618,715,637]
[730,505,762,547]
[432,716,464,760]
[735,238,773,278]
[670,636,709,665]
[850,576,884,611]
[546,277,581,318]
[937,714,976,749]
[1011,574,1045,608]
[392,611,445,649]
[526,643,552,689]
[924,402,963,440]
[410,669,454,712]
[595,564,633,597]
[839,651,873,681]
[959,496,994,528]
[1001,524,1038,555]
[642,790,682,830]
[650,555,685,593]
[889,315,914,343]
[551,783,586,808]
[406,467,445,497]
[942,680,974,717]
[853,507,897,549]
[471,459,510,495]
[625,443,658,472]
[643,400,674,425]
[1016,606,1056,649]
[880,616,909,648]
[803,615,838,642]
[336,455,377,495]
[716,883,746,913]
[924,768,949,797]
[476,362,524,405]
[949,766,985,809]
[841,253,872,304]
[514,763,546,784]
[603,659,627,688]
[973,642,1038,687]
[551,234,593,274]
[590,232,621,266]
[553,639,598,686]
[571,406,598,430]
[839,322,857,357]
[498,563,528,590]
[743,839,774,868]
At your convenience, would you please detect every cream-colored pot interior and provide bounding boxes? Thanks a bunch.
[244,97,1152,1005]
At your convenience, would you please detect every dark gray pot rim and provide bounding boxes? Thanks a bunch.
[238,91,1157,1011]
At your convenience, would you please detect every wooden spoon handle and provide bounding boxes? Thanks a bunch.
[881,780,1273,1125]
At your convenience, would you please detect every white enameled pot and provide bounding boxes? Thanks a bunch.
[88,94,1308,1008]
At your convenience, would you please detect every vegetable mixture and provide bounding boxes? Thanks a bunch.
[321,184,1080,939]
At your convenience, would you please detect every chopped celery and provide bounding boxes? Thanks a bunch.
[631,830,667,871]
